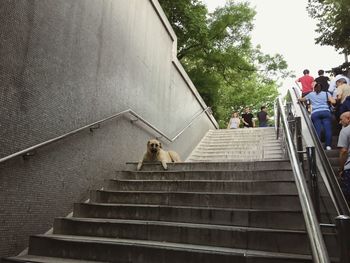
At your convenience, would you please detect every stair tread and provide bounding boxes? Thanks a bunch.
[95,189,298,196]
[5,255,105,263]
[58,217,306,233]
[81,202,303,212]
[122,169,293,173]
[127,160,291,164]
[110,179,295,182]
[30,234,313,260]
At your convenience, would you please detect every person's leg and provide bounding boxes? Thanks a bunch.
[321,111,333,148]
[311,111,322,139]
[302,92,311,112]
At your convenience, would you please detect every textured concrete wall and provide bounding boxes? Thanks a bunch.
[0,0,217,259]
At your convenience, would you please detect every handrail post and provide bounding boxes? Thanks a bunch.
[335,215,350,263]
[286,102,295,137]
[306,146,320,220]
[276,103,281,140]
[295,117,304,166]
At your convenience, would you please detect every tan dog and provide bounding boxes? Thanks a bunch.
[137,139,181,170]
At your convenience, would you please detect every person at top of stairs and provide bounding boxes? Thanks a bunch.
[227,111,241,129]
[241,107,255,128]
[257,105,270,127]
[295,69,314,97]
[328,67,350,97]
[315,69,330,92]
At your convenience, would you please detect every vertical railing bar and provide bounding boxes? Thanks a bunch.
[306,147,320,220]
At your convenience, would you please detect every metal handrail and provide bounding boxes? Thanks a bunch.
[276,97,330,263]
[0,107,213,164]
[290,87,350,216]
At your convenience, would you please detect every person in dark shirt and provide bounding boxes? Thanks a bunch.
[241,107,255,128]
[315,69,330,92]
[257,106,269,127]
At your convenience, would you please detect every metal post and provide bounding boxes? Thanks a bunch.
[286,102,292,118]
[344,51,348,63]
[286,102,295,136]
[335,215,350,263]
[306,147,320,220]
[295,117,304,165]
[276,103,281,140]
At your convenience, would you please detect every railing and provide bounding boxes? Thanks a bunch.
[290,87,350,216]
[283,88,350,262]
[275,97,330,263]
[0,107,213,164]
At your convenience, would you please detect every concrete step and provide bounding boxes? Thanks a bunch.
[188,151,283,155]
[187,154,283,160]
[200,140,278,144]
[127,160,291,171]
[106,180,298,194]
[190,150,283,155]
[90,190,302,210]
[325,149,340,158]
[199,140,278,144]
[3,255,104,263]
[51,218,336,256]
[207,128,276,134]
[22,234,316,263]
[196,142,279,147]
[190,151,283,157]
[327,156,339,167]
[200,138,278,143]
[115,170,294,181]
[187,157,284,162]
[205,130,276,134]
[193,146,283,151]
[73,203,306,230]
[201,138,279,142]
[200,136,279,141]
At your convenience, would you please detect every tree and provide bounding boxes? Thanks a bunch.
[307,0,350,54]
[159,0,291,127]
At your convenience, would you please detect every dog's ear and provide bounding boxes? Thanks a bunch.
[147,140,151,145]
[159,142,162,148]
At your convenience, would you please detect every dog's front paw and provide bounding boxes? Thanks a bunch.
[161,162,168,170]
[137,162,142,171]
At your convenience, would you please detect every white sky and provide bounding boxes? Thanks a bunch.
[201,0,346,94]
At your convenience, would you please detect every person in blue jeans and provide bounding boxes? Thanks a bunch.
[299,83,336,150]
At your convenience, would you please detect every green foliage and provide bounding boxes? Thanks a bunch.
[307,0,350,53]
[159,0,291,128]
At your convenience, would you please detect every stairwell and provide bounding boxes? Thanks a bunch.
[4,128,338,263]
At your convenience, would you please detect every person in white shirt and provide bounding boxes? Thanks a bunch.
[227,112,241,129]
[328,68,350,97]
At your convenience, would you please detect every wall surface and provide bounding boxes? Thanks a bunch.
[0,0,217,259]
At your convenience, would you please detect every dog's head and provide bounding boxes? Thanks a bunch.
[147,139,162,154]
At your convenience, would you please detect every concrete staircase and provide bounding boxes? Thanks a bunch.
[187,128,285,162]
[4,129,338,263]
